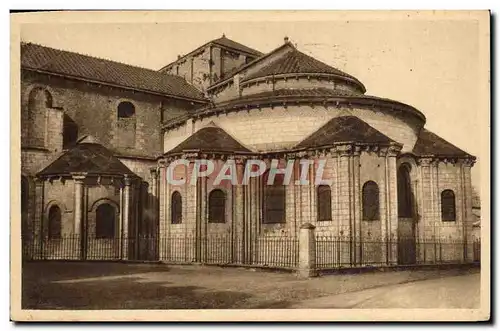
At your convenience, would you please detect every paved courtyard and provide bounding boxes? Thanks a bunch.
[22,262,480,309]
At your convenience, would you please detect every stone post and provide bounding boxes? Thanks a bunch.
[122,175,132,260]
[298,222,317,278]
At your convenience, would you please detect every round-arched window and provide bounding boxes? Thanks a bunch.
[117,101,135,118]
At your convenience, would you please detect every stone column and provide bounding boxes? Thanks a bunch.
[298,223,317,278]
[418,158,433,262]
[234,159,245,264]
[71,173,86,260]
[379,148,388,264]
[337,145,352,265]
[149,168,159,259]
[387,149,399,265]
[158,160,167,260]
[462,159,475,261]
[122,175,132,260]
[32,178,45,259]
[199,166,207,263]
[309,162,316,223]
[71,173,86,235]
[352,147,362,265]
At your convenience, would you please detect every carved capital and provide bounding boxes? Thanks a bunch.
[70,172,87,182]
[336,144,353,157]
[416,157,433,166]
[150,167,158,179]
[123,174,133,187]
[387,145,401,157]
[462,157,476,167]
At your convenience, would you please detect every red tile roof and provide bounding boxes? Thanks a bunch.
[295,115,395,149]
[412,128,473,158]
[21,42,207,102]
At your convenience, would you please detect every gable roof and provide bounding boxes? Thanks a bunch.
[37,142,136,177]
[211,35,263,57]
[160,35,262,71]
[242,47,363,87]
[166,125,252,154]
[21,42,207,102]
[412,128,473,158]
[295,115,395,149]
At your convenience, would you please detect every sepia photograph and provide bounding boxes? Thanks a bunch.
[10,10,490,322]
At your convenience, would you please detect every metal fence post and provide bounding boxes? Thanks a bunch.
[298,223,317,278]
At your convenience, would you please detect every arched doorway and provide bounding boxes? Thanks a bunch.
[397,163,416,265]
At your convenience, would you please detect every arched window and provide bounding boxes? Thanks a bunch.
[117,101,135,118]
[28,87,52,109]
[117,101,136,149]
[48,205,62,239]
[397,164,413,218]
[263,171,286,224]
[208,189,226,223]
[96,203,116,239]
[317,185,332,221]
[362,181,380,221]
[441,190,456,221]
[171,191,182,224]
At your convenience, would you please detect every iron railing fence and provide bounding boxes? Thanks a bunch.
[21,234,300,268]
[254,235,299,268]
[22,234,480,269]
[315,235,482,269]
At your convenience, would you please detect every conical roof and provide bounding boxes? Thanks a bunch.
[295,115,395,149]
[241,46,364,90]
[37,142,136,177]
[412,128,473,158]
[167,124,252,154]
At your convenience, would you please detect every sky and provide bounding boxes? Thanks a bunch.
[19,16,485,192]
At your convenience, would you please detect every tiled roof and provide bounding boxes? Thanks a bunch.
[37,143,136,177]
[167,125,251,154]
[21,42,207,101]
[242,47,363,87]
[202,88,423,117]
[295,115,395,149]
[212,35,262,57]
[412,128,472,158]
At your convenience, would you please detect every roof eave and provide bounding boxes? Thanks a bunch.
[22,67,209,104]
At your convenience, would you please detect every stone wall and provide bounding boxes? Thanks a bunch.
[163,104,422,154]
[22,71,165,158]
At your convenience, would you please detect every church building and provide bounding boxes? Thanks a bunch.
[20,35,477,266]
